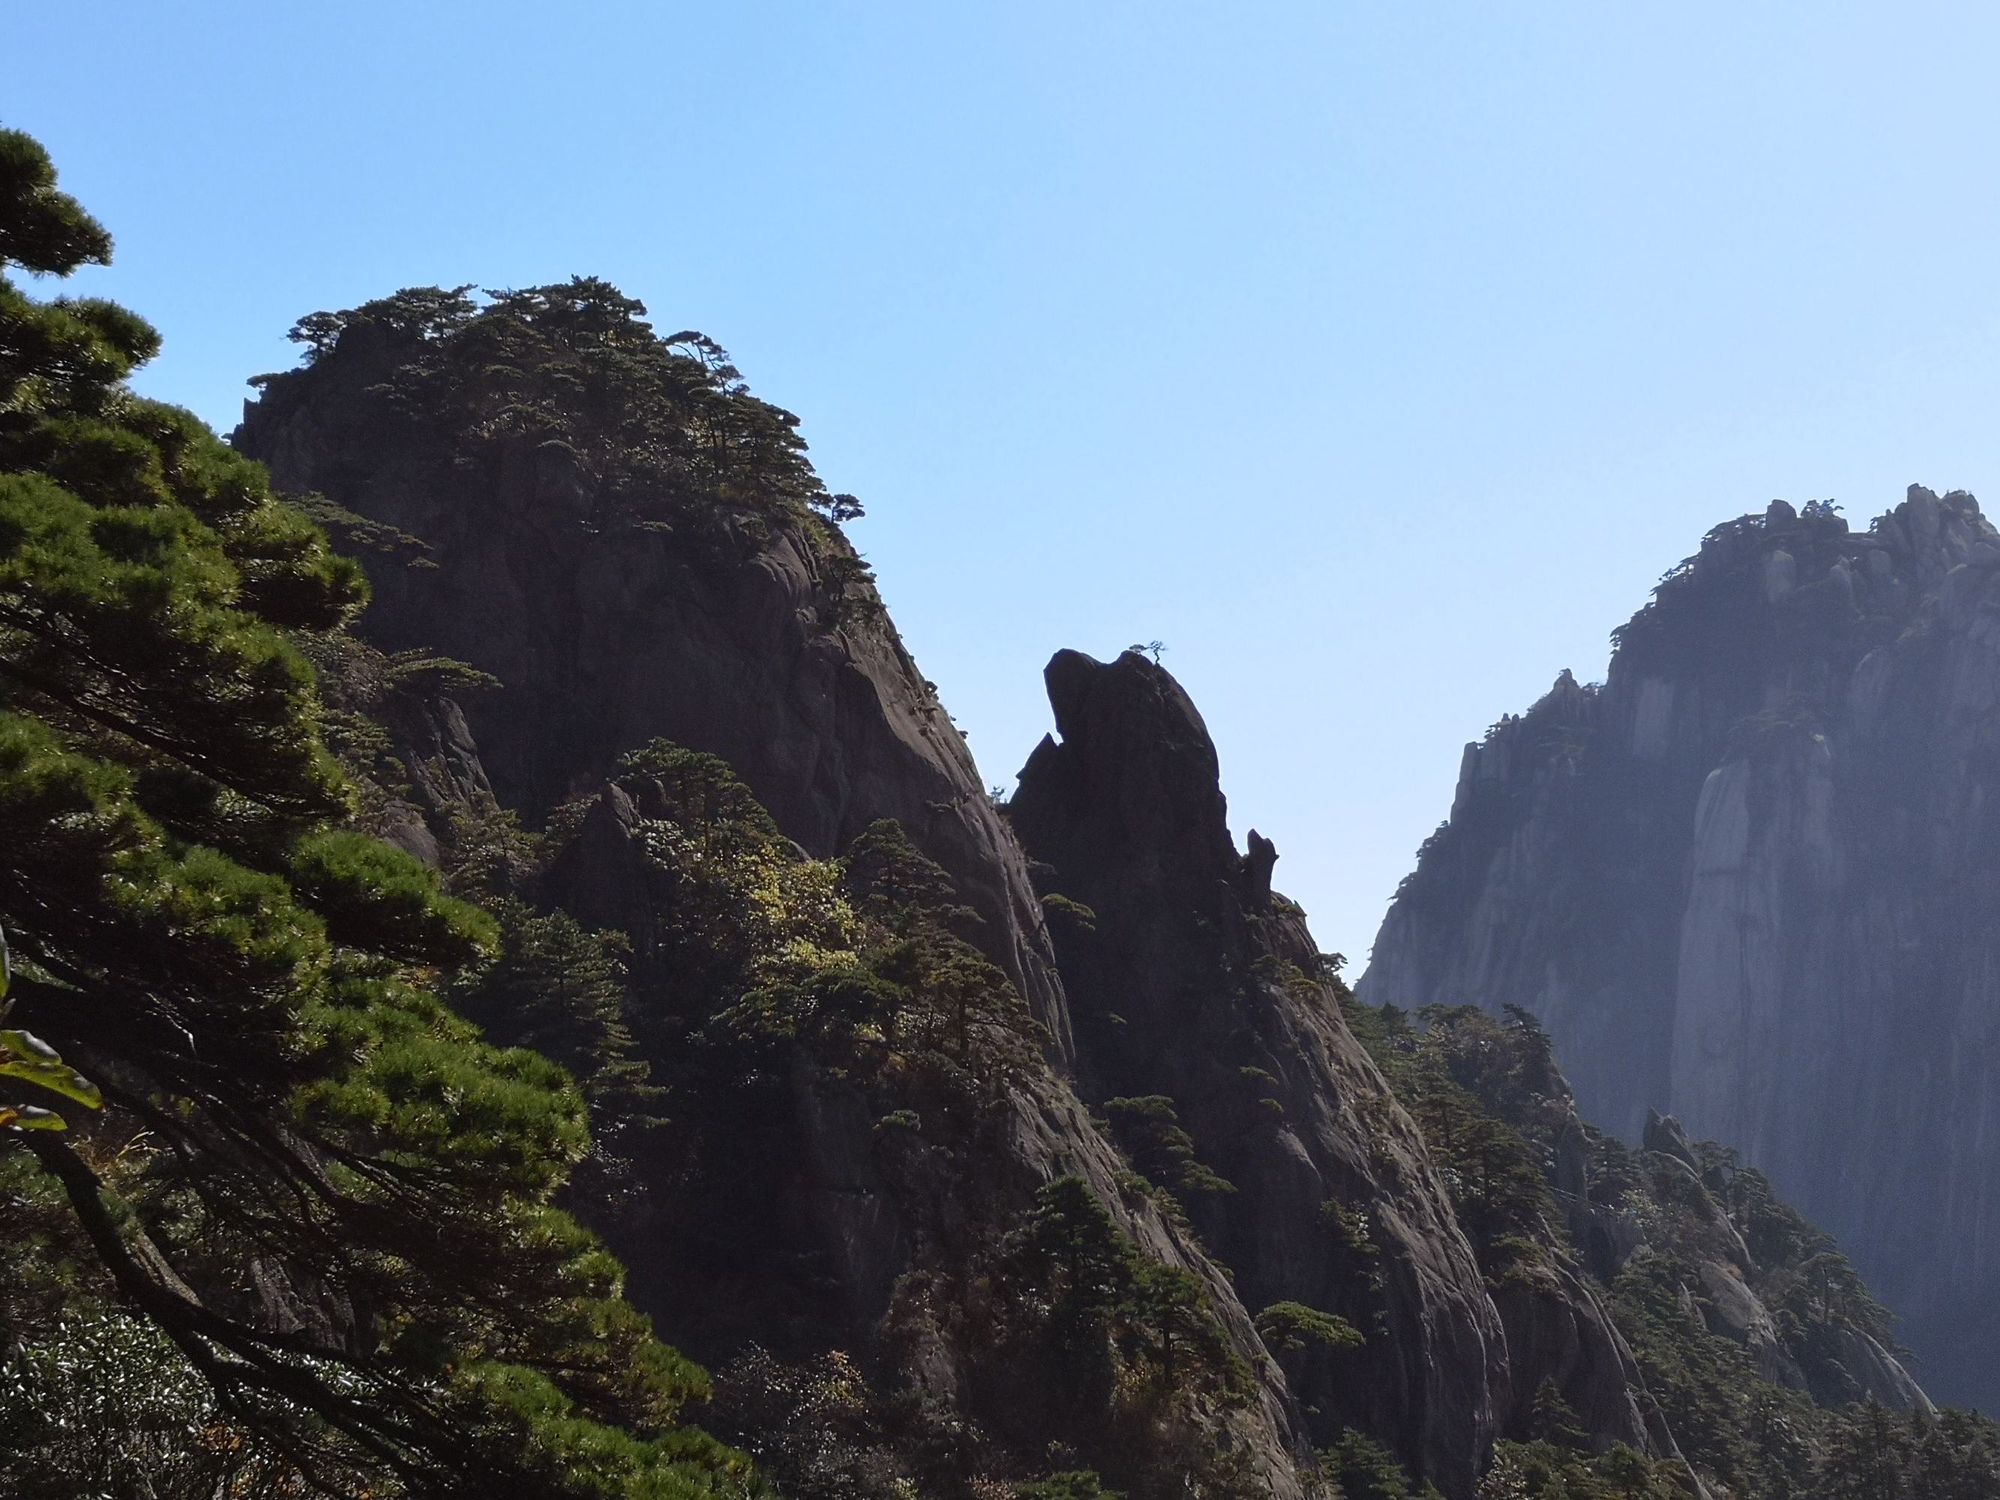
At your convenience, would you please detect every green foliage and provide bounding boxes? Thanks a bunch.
[833,820,1041,1085]
[1808,1405,2000,1500]
[1524,1380,1589,1452]
[1345,1005,1557,1279]
[1102,1094,1236,1204]
[612,740,856,1007]
[711,1347,912,1500]
[986,1177,1256,1496]
[289,827,497,965]
[1607,1252,1809,1497]
[0,130,750,1498]
[1254,1301,1363,1357]
[0,925,103,1128]
[1009,1176,1248,1403]
[619,741,784,843]
[437,786,544,901]
[260,279,856,536]
[0,131,113,273]
[1474,1440,1692,1500]
[1017,1473,1124,1499]
[0,1311,389,1499]
[1316,1430,1437,1500]
[1341,995,1946,1498]
[1713,1161,1898,1353]
[812,528,885,628]
[1039,891,1098,935]
[451,900,658,1138]
[566,747,1252,1493]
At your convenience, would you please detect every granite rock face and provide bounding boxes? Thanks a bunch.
[239,334,1318,1491]
[1010,650,1669,1493]
[241,314,1936,1491]
[236,341,1071,1056]
[545,766,1312,1498]
[1363,486,2000,1407]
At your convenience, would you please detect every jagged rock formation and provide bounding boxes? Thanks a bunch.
[235,314,1623,1493]
[237,327,1072,1057]
[537,754,1309,1500]
[1364,485,2000,1409]
[1009,650,1667,1489]
[233,296,1963,1496]
[237,316,1318,1493]
[1013,653,1506,1482]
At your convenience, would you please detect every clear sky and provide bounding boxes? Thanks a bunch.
[15,2,2000,962]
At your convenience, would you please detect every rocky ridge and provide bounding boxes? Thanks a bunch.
[1009,649,1671,1483]
[1363,485,2000,1409]
[235,298,1954,1496]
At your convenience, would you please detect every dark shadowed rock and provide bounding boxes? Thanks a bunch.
[237,352,1072,1056]
[1011,648,1675,1491]
[545,763,1313,1497]
[1642,1109,1699,1172]
[1817,1329,1935,1415]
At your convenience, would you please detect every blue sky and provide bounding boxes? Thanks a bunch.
[15,2,2000,960]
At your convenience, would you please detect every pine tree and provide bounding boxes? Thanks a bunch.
[0,128,753,1498]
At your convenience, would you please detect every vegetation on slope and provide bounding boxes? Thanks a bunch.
[1343,999,2000,1499]
[535,746,1263,1497]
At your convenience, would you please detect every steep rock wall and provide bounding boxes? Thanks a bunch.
[546,766,1313,1497]
[236,334,1071,1055]
[1363,486,2000,1407]
[1010,650,1671,1493]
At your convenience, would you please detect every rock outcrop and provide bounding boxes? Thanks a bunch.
[237,298,1951,1495]
[1010,650,1665,1491]
[237,334,1072,1056]
[238,322,1318,1492]
[1364,486,2000,1407]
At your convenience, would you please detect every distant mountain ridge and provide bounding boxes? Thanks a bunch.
[1364,484,2000,1411]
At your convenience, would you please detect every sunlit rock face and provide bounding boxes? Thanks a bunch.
[1363,486,2000,1408]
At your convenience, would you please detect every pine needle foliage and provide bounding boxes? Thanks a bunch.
[256,278,860,535]
[0,128,754,1499]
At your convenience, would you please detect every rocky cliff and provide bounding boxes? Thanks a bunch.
[239,294,1310,1495]
[233,288,1964,1496]
[237,305,1072,1059]
[1010,650,1655,1484]
[1363,485,2000,1409]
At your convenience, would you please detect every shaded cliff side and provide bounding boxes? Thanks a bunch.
[242,293,1312,1494]
[236,293,1071,1060]
[1009,650,1671,1490]
[1363,485,2000,1409]
[232,286,1965,1496]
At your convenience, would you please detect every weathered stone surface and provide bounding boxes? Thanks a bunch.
[241,320,1898,1492]
[237,355,1072,1057]
[548,764,1312,1496]
[1693,1259,1801,1390]
[1488,1261,1665,1457]
[1642,1110,1699,1172]
[1363,485,2000,1407]
[240,340,1326,1493]
[1816,1329,1936,1416]
[1011,649,1679,1490]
